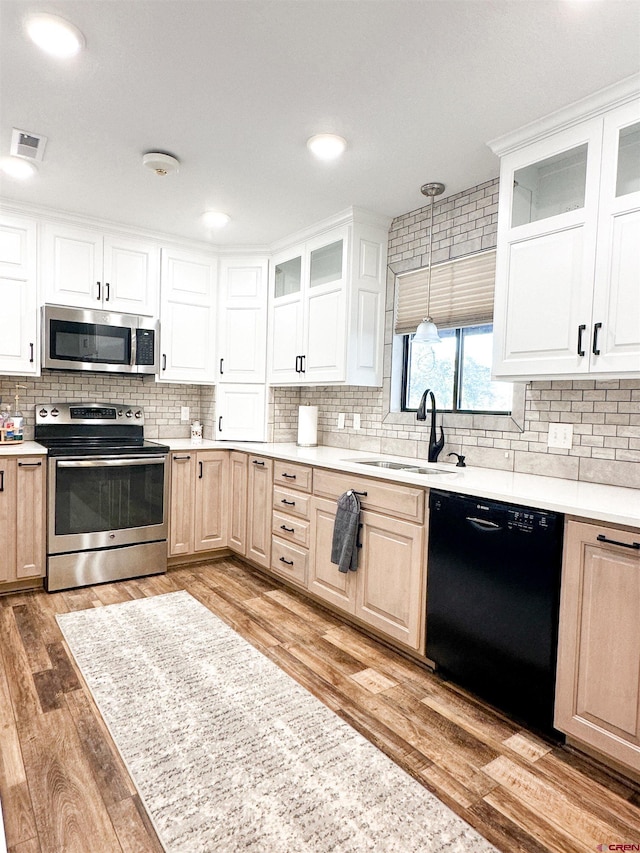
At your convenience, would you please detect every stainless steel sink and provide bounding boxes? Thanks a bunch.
[343,458,455,475]
[349,460,409,469]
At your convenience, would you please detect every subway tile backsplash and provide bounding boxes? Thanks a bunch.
[0,373,207,441]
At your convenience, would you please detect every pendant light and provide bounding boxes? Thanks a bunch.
[414,181,445,344]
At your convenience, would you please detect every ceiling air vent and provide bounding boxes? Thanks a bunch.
[11,128,47,161]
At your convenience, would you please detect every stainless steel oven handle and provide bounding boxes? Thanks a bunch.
[57,456,166,468]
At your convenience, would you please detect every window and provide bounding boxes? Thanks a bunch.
[402,324,513,413]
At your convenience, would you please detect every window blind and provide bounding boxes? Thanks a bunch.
[394,249,497,335]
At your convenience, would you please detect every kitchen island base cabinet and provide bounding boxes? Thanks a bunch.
[0,457,46,588]
[309,494,426,652]
[169,450,229,557]
[555,519,640,774]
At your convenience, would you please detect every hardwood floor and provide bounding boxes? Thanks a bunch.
[1,557,639,852]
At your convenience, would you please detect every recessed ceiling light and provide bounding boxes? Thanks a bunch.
[0,156,38,180]
[26,13,85,59]
[202,211,230,229]
[307,134,347,161]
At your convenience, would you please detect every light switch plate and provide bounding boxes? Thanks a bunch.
[181,406,190,422]
[548,422,573,449]
[337,412,345,429]
[353,413,361,430]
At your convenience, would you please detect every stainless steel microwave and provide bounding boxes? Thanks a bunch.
[42,305,158,374]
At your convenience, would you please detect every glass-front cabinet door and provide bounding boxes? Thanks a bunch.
[591,98,640,374]
[304,228,347,383]
[269,244,305,382]
[274,254,302,299]
[493,118,603,377]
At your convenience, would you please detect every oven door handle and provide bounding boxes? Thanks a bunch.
[56,456,166,468]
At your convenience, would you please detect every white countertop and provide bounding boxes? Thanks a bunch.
[162,439,640,529]
[0,440,47,457]
[6,438,637,528]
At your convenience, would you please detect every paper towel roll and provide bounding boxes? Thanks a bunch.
[297,405,318,447]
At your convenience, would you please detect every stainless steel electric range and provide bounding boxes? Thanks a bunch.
[35,402,170,592]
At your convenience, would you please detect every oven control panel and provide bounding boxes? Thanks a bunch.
[35,402,145,425]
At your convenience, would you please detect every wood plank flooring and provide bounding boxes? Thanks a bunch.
[1,558,639,852]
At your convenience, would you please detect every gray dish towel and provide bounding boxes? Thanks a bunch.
[331,490,361,573]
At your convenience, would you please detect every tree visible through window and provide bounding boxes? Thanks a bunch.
[402,324,513,413]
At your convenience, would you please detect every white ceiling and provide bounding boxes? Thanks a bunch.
[1,0,639,247]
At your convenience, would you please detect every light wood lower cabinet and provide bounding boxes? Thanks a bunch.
[309,493,426,651]
[246,456,273,568]
[229,451,248,556]
[555,519,640,774]
[270,461,312,587]
[169,450,228,557]
[0,456,46,586]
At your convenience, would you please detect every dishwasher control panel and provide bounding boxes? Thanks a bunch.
[507,508,555,533]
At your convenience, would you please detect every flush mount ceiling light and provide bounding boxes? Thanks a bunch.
[202,210,230,229]
[0,156,38,180]
[142,152,180,176]
[307,134,347,161]
[414,182,446,345]
[26,13,85,58]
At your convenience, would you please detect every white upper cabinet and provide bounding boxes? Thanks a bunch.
[490,78,640,381]
[42,222,159,316]
[159,247,217,384]
[267,209,389,387]
[215,383,268,441]
[217,257,269,383]
[0,213,38,375]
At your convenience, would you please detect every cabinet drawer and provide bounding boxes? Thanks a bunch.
[272,511,310,548]
[273,487,311,520]
[313,468,424,523]
[273,460,312,492]
[271,536,308,587]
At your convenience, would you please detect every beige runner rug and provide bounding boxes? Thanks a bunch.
[57,590,498,853]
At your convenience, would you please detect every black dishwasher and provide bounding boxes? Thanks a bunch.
[426,490,564,736]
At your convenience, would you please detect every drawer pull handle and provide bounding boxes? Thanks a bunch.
[279,557,294,566]
[281,499,295,506]
[18,461,42,468]
[596,534,639,550]
[280,525,295,533]
[353,490,367,497]
[173,455,191,461]
[252,459,265,466]
[282,472,296,479]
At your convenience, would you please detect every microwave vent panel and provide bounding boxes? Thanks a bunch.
[10,128,47,161]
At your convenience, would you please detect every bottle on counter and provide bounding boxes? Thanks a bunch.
[2,404,14,440]
[12,384,26,441]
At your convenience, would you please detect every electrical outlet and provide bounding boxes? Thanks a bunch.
[337,412,345,429]
[180,406,190,422]
[548,423,573,449]
[353,413,361,430]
